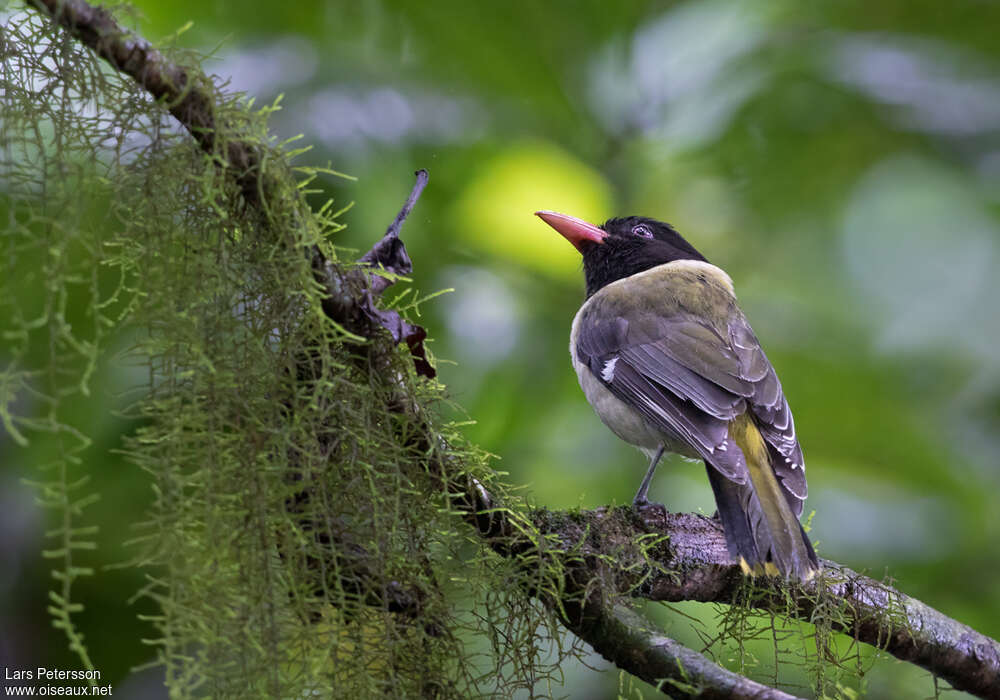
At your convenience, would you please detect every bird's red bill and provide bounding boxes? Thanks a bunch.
[535,210,607,252]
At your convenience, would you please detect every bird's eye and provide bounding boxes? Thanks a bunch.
[632,224,653,239]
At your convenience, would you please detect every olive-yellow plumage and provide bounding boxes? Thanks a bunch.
[728,414,812,578]
[538,210,818,581]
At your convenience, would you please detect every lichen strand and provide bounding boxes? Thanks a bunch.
[1,10,576,698]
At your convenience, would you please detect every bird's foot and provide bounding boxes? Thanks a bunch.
[632,500,668,526]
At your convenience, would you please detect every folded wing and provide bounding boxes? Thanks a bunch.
[574,272,807,514]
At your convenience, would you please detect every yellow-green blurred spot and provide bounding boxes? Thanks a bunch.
[451,142,613,280]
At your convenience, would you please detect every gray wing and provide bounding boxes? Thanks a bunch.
[575,293,807,513]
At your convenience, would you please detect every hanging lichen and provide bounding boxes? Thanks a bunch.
[0,6,581,697]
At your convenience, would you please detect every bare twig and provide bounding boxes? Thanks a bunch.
[359,169,425,295]
[314,170,435,377]
[372,168,429,245]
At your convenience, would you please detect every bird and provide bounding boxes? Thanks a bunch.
[535,210,818,581]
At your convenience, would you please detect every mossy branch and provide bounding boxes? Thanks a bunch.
[22,1,1000,698]
[524,507,1000,700]
[27,0,436,377]
[575,603,803,700]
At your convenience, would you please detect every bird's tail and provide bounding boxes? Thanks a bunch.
[706,415,818,581]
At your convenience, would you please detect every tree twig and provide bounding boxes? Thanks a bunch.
[373,168,429,243]
[358,169,425,296]
[572,603,805,700]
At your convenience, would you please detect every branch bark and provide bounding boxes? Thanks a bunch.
[23,2,1000,699]
[563,599,803,700]
[530,507,1000,700]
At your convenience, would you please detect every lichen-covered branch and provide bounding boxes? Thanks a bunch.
[27,0,437,378]
[526,507,1000,700]
[23,1,1000,699]
[565,600,804,700]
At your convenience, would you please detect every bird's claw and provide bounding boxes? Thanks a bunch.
[632,500,668,525]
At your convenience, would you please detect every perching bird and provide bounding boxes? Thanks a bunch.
[536,210,818,581]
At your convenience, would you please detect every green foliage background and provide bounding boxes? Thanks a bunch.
[2,0,1000,698]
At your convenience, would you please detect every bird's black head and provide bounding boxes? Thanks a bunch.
[535,211,708,298]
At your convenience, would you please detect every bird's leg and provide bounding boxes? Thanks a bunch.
[633,445,665,506]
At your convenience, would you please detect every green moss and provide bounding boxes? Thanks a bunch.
[0,8,577,698]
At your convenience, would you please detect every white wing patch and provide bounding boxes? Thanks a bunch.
[602,356,618,382]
